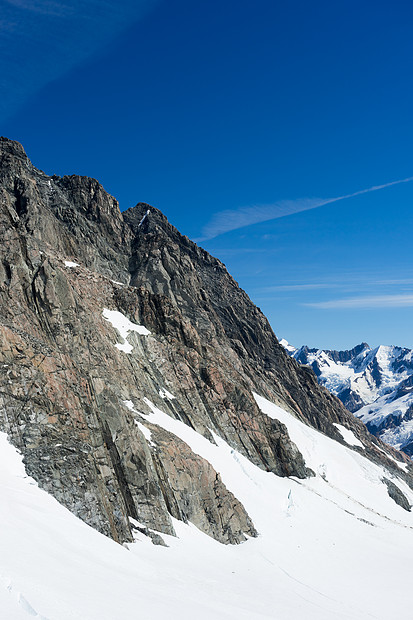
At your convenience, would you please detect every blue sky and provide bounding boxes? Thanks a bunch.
[2,0,413,349]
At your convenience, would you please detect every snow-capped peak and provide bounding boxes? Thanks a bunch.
[279,338,297,353]
[280,340,413,455]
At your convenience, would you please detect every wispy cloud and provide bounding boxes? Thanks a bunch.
[199,176,413,241]
[4,0,74,17]
[374,278,413,286]
[206,247,281,256]
[304,294,413,309]
[260,283,333,292]
[0,0,157,121]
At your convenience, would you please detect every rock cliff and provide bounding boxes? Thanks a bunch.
[1,137,411,545]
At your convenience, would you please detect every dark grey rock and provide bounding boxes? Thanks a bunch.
[1,137,412,548]
[382,478,411,511]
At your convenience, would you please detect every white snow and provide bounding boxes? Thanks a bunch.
[63,260,79,268]
[135,421,155,446]
[333,423,364,448]
[138,209,150,227]
[289,343,412,409]
[140,393,413,531]
[381,416,413,452]
[141,397,216,462]
[284,341,413,453]
[2,389,413,620]
[102,308,150,353]
[357,392,413,451]
[279,338,297,353]
[358,392,413,427]
[159,388,175,400]
[124,400,156,446]
[376,446,410,472]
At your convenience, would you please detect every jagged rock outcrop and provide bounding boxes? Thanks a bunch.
[382,477,411,512]
[1,137,411,546]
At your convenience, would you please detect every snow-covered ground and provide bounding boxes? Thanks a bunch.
[1,393,413,620]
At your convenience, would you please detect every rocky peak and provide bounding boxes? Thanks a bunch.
[1,139,411,549]
[52,173,125,252]
[54,174,122,219]
[0,136,30,164]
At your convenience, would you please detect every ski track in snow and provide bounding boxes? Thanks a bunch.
[0,576,50,620]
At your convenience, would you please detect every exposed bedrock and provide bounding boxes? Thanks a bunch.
[1,137,411,545]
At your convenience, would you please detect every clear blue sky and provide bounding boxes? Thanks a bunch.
[2,0,413,350]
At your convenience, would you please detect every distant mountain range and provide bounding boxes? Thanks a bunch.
[280,340,413,456]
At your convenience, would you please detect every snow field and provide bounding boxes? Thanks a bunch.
[1,391,413,619]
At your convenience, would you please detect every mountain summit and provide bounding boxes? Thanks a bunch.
[282,339,413,455]
[1,138,413,619]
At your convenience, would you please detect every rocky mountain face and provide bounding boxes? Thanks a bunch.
[281,339,413,456]
[1,137,412,548]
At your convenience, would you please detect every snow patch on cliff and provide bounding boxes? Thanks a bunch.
[64,260,79,268]
[333,423,364,448]
[159,388,175,400]
[102,309,150,353]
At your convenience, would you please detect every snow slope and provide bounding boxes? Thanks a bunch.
[1,391,413,620]
[282,339,413,455]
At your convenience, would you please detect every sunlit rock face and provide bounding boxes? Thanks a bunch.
[0,137,411,546]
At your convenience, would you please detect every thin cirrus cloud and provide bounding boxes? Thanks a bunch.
[374,278,413,286]
[0,0,157,121]
[258,275,413,294]
[199,176,413,241]
[304,294,413,309]
[4,0,75,16]
[260,283,333,292]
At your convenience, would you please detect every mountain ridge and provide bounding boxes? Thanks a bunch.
[281,338,413,455]
[2,137,413,619]
[1,136,412,551]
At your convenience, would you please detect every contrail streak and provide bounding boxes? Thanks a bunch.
[199,175,413,241]
[327,176,413,204]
